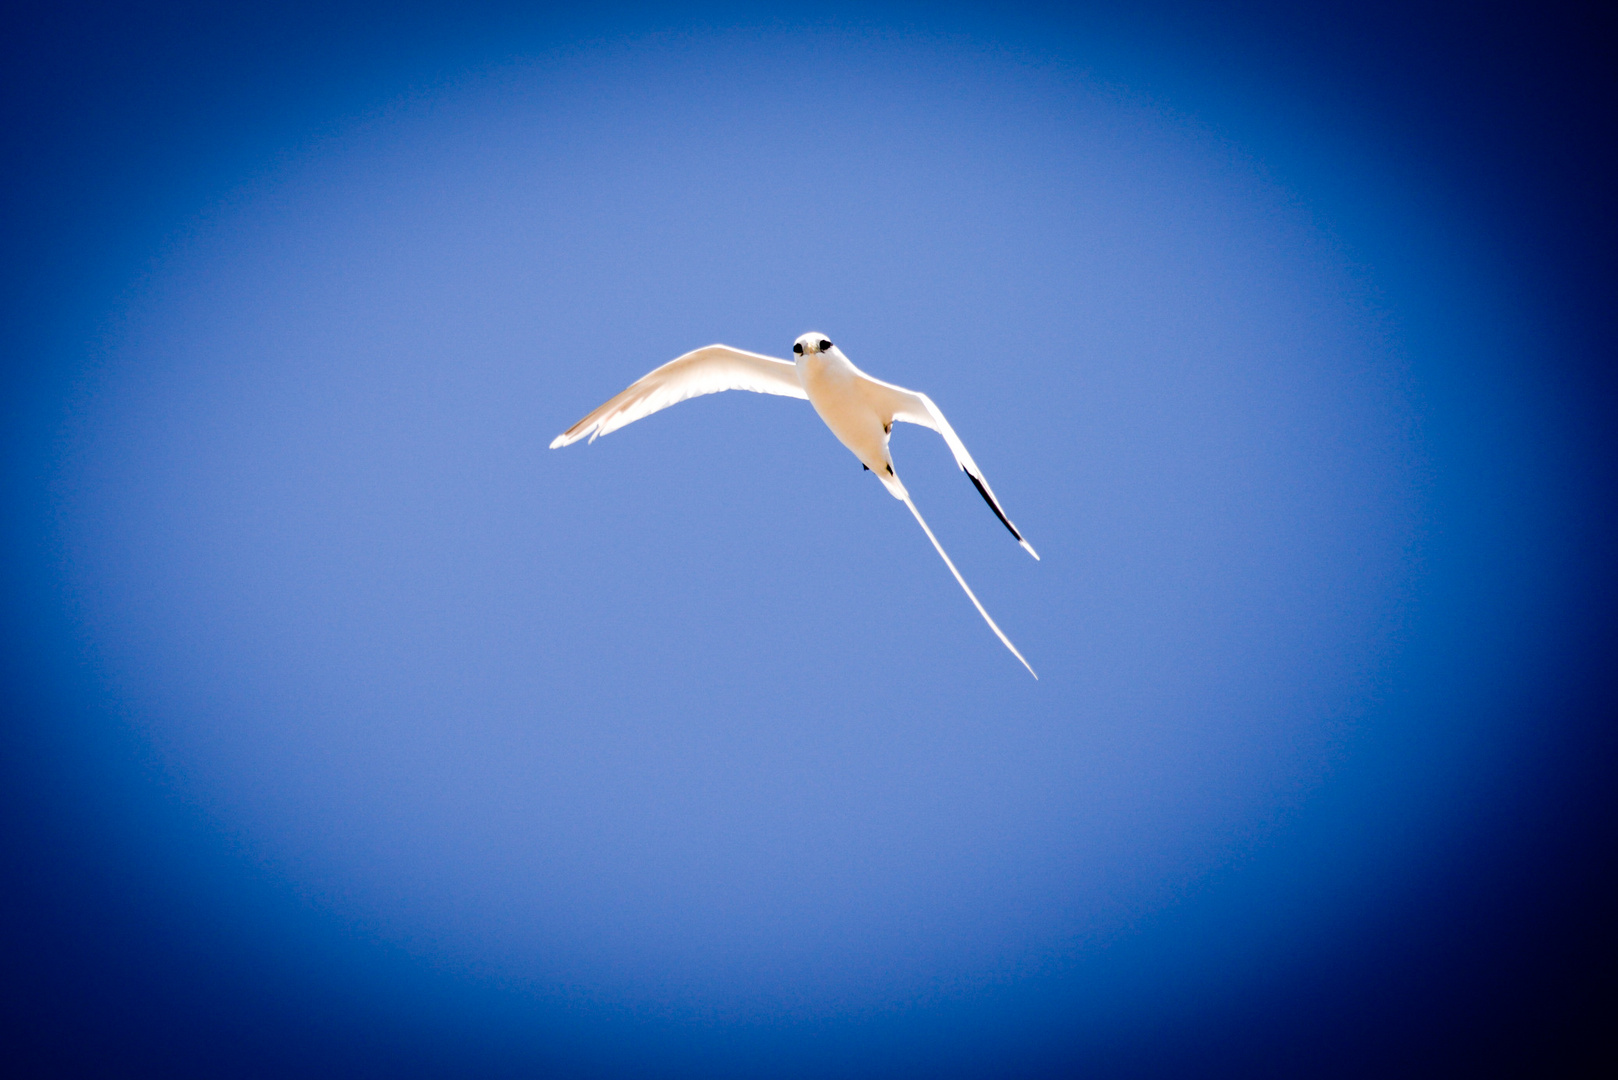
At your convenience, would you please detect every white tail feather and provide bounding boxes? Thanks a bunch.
[901,494,1037,679]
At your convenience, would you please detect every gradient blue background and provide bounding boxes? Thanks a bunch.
[3,3,1613,1077]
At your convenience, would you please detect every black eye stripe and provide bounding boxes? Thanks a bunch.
[819,339,832,351]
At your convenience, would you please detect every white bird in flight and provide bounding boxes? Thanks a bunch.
[550,333,1040,677]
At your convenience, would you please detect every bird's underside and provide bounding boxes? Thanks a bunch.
[550,339,1039,677]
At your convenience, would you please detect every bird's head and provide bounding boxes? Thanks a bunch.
[792,332,835,358]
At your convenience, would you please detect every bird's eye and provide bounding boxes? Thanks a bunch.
[793,342,804,355]
[819,339,832,351]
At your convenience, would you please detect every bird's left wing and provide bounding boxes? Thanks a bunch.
[549,345,807,448]
[857,374,1040,560]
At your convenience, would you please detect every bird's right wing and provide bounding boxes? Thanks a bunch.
[550,345,807,448]
[856,374,1039,560]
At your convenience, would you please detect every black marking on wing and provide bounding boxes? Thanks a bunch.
[863,463,870,471]
[965,467,1022,542]
[885,464,894,476]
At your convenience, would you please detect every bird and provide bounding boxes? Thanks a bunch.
[550,333,1040,677]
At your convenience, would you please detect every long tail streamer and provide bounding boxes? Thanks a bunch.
[901,494,1037,679]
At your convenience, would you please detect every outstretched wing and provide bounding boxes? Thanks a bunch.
[550,344,807,448]
[856,374,1040,560]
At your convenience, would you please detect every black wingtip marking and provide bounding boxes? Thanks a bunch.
[965,469,1023,542]
[863,463,870,471]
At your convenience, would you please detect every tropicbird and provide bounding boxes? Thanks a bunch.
[550,333,1040,677]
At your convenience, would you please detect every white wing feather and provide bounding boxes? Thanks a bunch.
[855,374,1040,560]
[550,344,806,449]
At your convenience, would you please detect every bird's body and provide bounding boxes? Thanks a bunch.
[796,342,902,495]
[550,333,1040,676]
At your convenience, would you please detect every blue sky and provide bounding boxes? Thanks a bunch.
[3,3,1614,1077]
